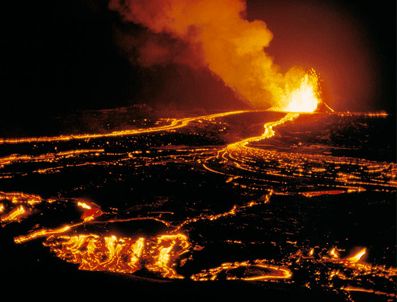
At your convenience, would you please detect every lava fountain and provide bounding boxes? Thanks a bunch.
[280,71,321,113]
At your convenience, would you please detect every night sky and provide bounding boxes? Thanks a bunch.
[0,0,395,134]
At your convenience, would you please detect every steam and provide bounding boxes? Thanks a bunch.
[109,0,317,109]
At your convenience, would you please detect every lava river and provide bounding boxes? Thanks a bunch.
[0,110,395,301]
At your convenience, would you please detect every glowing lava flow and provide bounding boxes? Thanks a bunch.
[0,110,249,145]
[346,248,367,263]
[0,205,28,224]
[341,286,397,299]
[0,75,320,147]
[0,149,104,169]
[174,190,273,231]
[13,200,103,244]
[14,225,76,244]
[202,71,320,177]
[201,112,301,177]
[234,70,321,147]
[0,191,51,225]
[191,259,292,282]
[228,112,300,149]
[2,190,191,279]
[285,246,397,300]
[0,84,396,299]
[43,233,190,279]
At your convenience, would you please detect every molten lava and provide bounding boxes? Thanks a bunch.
[44,233,190,278]
[0,109,395,300]
[282,72,320,113]
[191,260,292,282]
[347,248,367,263]
[269,70,321,113]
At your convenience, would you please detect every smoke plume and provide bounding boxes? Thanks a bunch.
[109,0,315,109]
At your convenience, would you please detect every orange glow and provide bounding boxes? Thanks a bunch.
[281,72,320,113]
[0,205,28,224]
[145,234,191,279]
[175,191,273,231]
[0,108,395,300]
[224,113,299,152]
[43,233,190,278]
[44,234,145,274]
[346,248,367,263]
[109,0,325,110]
[273,70,321,113]
[14,224,75,244]
[0,110,248,145]
[76,200,103,222]
[302,189,366,198]
[77,201,92,210]
[0,191,43,206]
[191,260,292,282]
[0,192,49,225]
[342,286,397,299]
[329,247,340,259]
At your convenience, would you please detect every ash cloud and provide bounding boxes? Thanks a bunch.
[109,0,300,109]
[113,26,204,69]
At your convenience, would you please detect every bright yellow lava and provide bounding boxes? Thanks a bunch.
[346,248,367,263]
[282,72,320,113]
